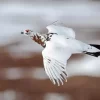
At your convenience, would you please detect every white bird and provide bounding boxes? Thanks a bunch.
[21,25,100,86]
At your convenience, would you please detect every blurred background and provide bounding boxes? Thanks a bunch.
[0,0,100,100]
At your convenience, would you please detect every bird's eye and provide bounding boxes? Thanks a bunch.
[50,35,52,37]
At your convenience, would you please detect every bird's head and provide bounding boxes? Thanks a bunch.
[21,29,46,48]
[21,29,38,37]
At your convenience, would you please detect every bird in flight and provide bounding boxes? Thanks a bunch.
[21,25,100,86]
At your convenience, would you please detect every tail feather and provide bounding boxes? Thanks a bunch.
[90,44,100,50]
[84,44,100,57]
[84,52,100,57]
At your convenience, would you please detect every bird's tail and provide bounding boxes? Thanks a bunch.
[84,44,100,57]
[90,44,100,50]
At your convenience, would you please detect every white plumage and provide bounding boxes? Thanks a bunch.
[46,25,75,38]
[42,38,71,86]
[21,25,100,86]
[43,25,100,86]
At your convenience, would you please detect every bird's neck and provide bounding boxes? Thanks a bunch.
[30,33,46,48]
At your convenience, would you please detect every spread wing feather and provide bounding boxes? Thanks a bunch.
[43,56,67,86]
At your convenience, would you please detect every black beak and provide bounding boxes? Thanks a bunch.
[21,32,24,34]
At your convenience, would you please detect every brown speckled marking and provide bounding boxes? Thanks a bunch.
[31,35,46,48]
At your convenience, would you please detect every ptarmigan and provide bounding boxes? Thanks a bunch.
[21,25,100,86]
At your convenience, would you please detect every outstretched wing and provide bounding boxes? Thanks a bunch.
[42,56,67,86]
[42,42,71,86]
[46,25,75,38]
